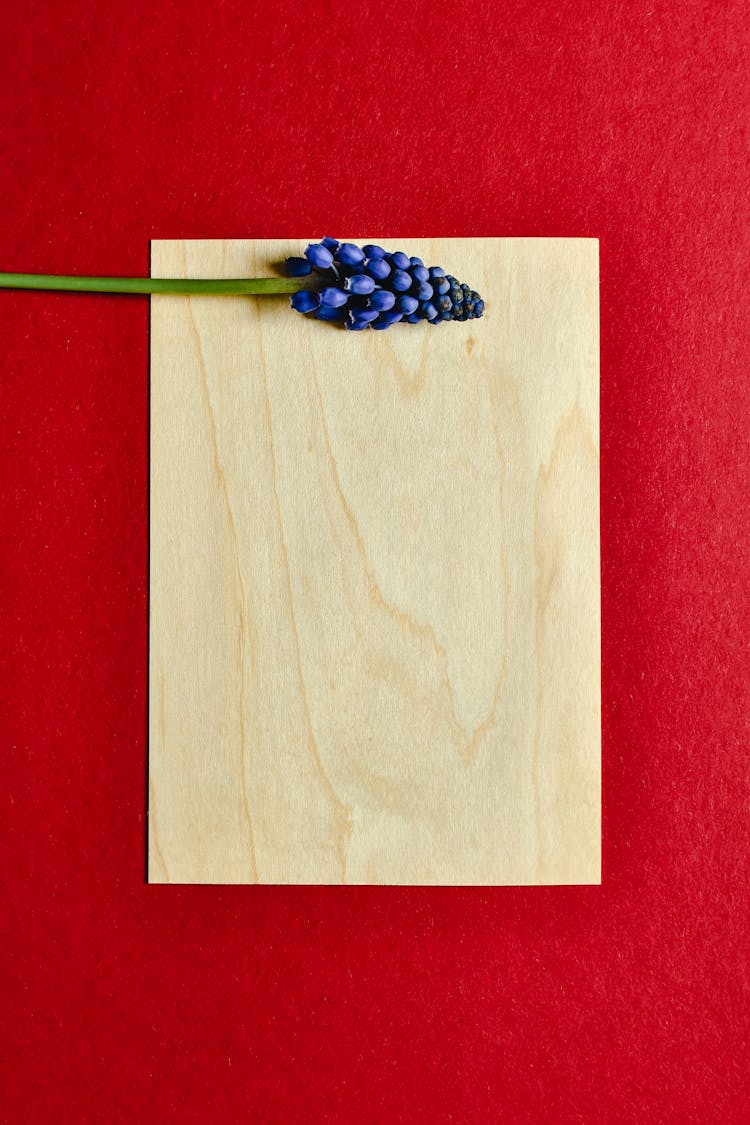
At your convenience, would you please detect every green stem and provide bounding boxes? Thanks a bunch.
[0,272,305,296]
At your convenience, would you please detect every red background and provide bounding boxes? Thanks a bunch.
[1,2,748,1121]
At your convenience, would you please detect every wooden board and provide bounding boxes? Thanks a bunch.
[148,238,600,885]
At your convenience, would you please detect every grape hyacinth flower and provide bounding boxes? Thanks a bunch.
[0,239,485,333]
[287,239,484,330]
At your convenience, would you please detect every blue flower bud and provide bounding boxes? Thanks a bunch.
[365,257,391,280]
[422,302,438,321]
[433,277,450,295]
[404,313,421,323]
[285,256,313,277]
[369,289,396,311]
[397,294,419,315]
[349,308,379,324]
[315,305,346,321]
[363,244,387,259]
[390,251,410,271]
[344,274,376,295]
[437,295,452,312]
[305,243,335,270]
[337,242,366,267]
[291,290,321,313]
[345,317,369,330]
[415,282,434,301]
[391,270,412,292]
[322,237,340,251]
[474,300,485,316]
[321,287,349,308]
[372,311,403,330]
[429,266,446,279]
[410,256,424,268]
[411,265,430,283]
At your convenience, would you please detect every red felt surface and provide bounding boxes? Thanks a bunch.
[1,1,748,1121]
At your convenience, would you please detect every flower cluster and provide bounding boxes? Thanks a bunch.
[285,238,484,331]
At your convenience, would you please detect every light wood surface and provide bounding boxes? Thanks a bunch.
[148,238,600,885]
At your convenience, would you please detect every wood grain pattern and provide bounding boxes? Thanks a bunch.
[148,238,600,885]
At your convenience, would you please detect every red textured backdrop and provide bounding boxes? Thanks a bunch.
[1,2,748,1121]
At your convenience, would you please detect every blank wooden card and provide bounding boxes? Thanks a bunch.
[148,238,600,885]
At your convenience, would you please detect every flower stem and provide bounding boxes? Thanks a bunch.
[0,272,305,296]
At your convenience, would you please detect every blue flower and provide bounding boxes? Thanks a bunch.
[372,310,402,330]
[344,274,375,295]
[315,305,346,322]
[320,287,348,308]
[287,240,484,330]
[305,243,335,270]
[390,270,412,292]
[337,242,366,267]
[291,290,321,313]
[389,251,411,271]
[365,257,391,281]
[397,294,419,315]
[285,256,313,277]
[346,308,379,329]
[369,289,396,311]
